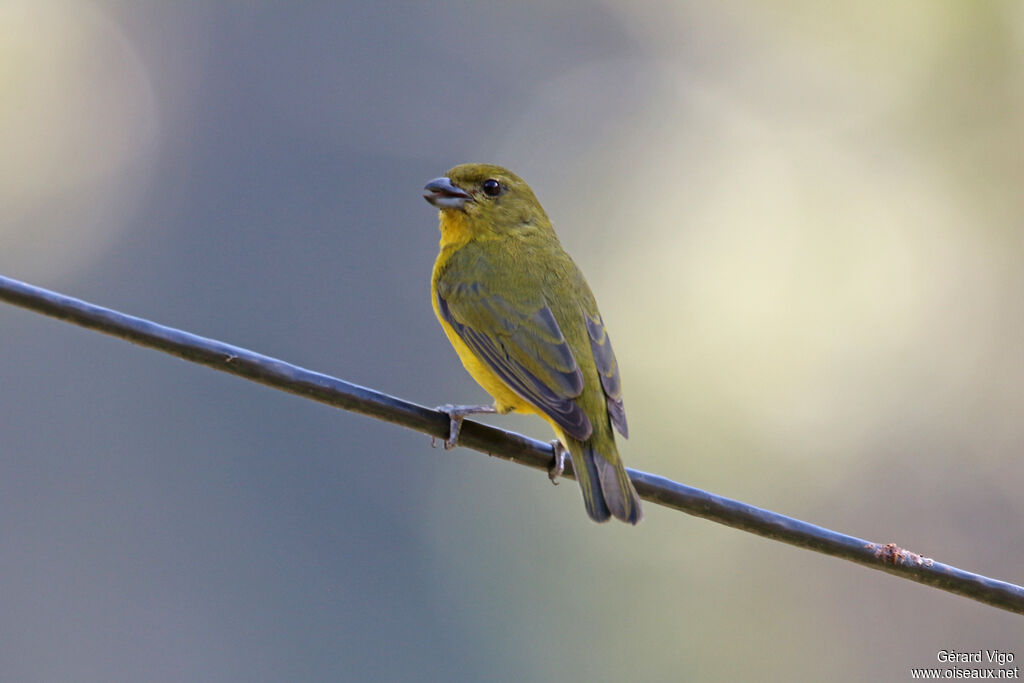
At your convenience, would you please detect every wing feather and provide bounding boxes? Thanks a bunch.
[436,285,592,441]
[585,311,628,438]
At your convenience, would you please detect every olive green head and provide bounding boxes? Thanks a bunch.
[423,163,552,236]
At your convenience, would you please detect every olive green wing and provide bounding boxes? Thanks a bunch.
[584,310,628,438]
[436,280,593,441]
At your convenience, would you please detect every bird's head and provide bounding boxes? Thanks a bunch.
[423,163,552,238]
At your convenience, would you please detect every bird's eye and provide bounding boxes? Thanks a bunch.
[481,178,502,197]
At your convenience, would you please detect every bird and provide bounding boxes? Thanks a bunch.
[423,163,641,524]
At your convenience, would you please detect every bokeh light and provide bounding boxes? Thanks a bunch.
[0,0,158,280]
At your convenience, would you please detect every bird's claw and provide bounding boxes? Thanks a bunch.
[548,440,567,484]
[434,404,496,450]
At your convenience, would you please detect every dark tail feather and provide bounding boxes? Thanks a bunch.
[568,438,642,525]
[568,440,611,522]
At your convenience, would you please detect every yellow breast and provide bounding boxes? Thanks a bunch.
[430,210,536,416]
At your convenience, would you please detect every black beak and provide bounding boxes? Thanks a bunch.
[423,177,473,210]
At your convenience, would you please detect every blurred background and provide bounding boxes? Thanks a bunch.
[1,1,1021,680]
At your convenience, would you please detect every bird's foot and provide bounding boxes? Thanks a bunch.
[548,440,567,484]
[434,404,497,450]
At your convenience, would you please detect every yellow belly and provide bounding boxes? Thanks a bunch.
[433,305,535,415]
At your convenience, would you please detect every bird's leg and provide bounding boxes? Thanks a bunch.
[434,404,497,450]
[548,440,567,485]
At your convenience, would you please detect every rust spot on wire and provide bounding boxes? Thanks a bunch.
[872,542,934,567]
